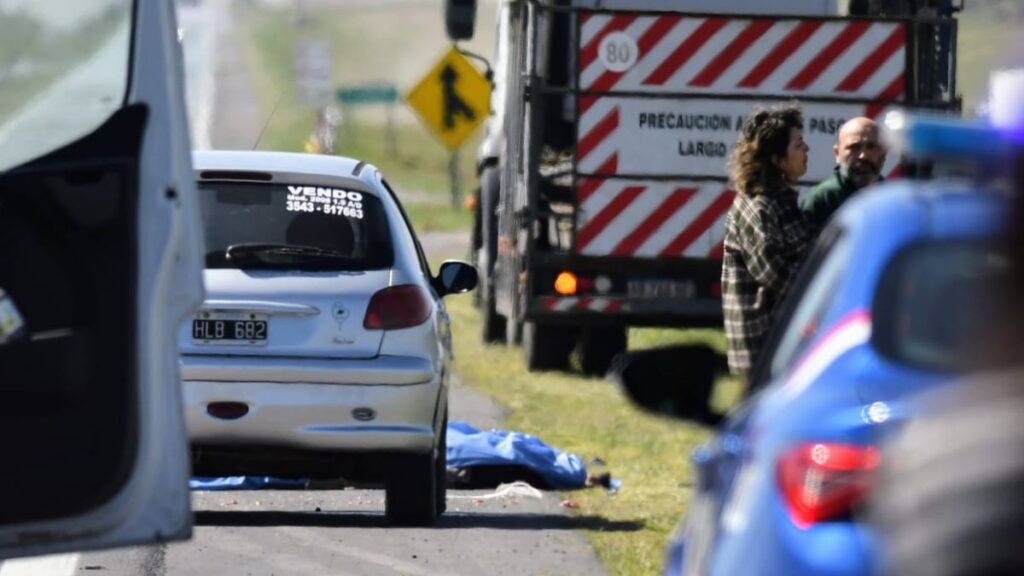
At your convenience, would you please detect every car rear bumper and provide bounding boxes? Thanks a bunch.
[179,353,436,385]
[183,377,442,453]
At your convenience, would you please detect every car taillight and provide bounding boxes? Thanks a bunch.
[776,442,880,528]
[363,285,431,330]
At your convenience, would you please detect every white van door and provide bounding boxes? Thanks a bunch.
[0,0,203,560]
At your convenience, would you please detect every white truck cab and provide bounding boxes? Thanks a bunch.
[0,0,203,560]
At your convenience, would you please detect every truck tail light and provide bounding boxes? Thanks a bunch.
[554,271,595,295]
[554,271,578,295]
[776,442,880,528]
[363,285,431,330]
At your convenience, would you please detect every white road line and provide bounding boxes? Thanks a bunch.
[0,554,79,576]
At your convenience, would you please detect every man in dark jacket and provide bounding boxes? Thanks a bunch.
[800,117,887,233]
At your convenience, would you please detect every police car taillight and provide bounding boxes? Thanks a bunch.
[777,442,881,528]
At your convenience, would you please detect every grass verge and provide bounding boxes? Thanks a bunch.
[0,7,124,126]
[233,2,487,233]
[448,296,719,576]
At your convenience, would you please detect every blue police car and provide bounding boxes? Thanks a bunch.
[617,115,1016,575]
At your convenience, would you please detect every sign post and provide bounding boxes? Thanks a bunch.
[294,40,332,107]
[405,47,491,207]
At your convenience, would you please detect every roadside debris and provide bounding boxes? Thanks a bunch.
[447,481,544,502]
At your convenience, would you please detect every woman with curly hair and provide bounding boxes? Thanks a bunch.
[722,105,812,377]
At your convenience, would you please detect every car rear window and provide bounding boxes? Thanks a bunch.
[198,182,393,271]
[873,241,1013,372]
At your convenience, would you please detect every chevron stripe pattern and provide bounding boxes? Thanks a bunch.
[572,13,906,259]
[578,14,906,100]
[542,296,627,313]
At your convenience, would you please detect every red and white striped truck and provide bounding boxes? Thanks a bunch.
[449,0,960,374]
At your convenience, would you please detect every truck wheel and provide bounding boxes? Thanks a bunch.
[479,165,505,343]
[505,291,523,346]
[579,326,627,377]
[523,321,574,371]
[480,279,506,343]
[470,186,482,309]
[506,317,522,345]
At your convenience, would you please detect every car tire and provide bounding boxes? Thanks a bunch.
[579,326,627,377]
[385,441,442,526]
[435,412,448,515]
[523,321,574,371]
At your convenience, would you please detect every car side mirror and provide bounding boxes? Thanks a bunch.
[609,344,728,427]
[445,0,477,41]
[436,260,478,296]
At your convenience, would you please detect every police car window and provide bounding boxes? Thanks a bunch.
[0,0,132,172]
[874,241,1012,372]
[197,182,394,271]
[768,228,852,381]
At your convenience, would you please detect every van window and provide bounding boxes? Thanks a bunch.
[0,1,133,172]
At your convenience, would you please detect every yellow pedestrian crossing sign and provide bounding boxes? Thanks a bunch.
[405,47,491,152]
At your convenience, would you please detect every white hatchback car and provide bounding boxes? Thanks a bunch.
[180,150,477,525]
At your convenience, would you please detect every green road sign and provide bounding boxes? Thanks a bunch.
[336,84,399,105]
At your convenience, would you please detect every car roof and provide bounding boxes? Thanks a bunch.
[801,179,1010,352]
[192,150,381,192]
[835,179,1009,242]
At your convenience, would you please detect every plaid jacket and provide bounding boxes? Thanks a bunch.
[722,189,811,377]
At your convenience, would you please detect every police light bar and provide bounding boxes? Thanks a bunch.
[884,69,1024,162]
[988,69,1024,142]
[883,111,1014,162]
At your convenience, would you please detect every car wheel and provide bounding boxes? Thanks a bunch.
[385,449,439,527]
[523,321,574,371]
[434,412,448,515]
[579,326,627,377]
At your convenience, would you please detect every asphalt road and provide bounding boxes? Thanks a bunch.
[63,382,607,576]
[0,1,609,574]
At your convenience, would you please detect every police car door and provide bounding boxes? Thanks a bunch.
[0,0,202,559]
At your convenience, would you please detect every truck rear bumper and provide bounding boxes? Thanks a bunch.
[528,295,723,327]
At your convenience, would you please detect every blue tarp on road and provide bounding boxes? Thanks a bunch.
[446,421,588,490]
[189,421,589,491]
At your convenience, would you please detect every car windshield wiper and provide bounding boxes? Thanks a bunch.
[225,243,350,264]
